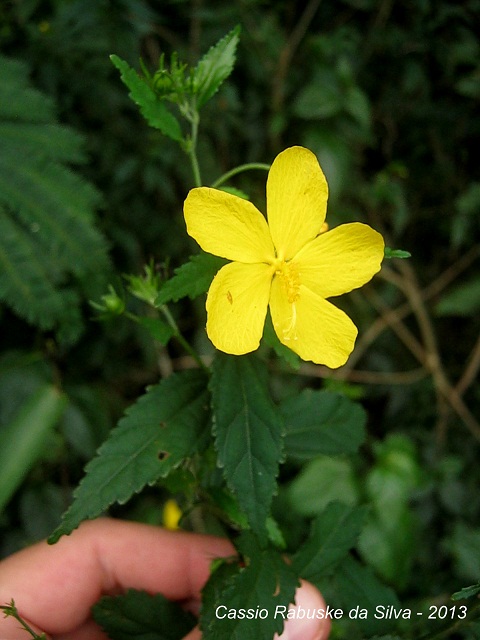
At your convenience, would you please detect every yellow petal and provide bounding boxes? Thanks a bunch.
[206,261,273,355]
[294,222,384,298]
[266,146,328,260]
[184,187,275,263]
[269,279,358,368]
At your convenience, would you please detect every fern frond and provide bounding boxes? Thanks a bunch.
[0,207,67,328]
[0,55,55,122]
[0,54,111,343]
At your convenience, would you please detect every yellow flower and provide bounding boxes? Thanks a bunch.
[163,499,182,530]
[184,146,384,368]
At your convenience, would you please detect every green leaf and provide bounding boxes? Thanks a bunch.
[201,532,298,640]
[155,253,227,306]
[384,247,411,259]
[110,55,183,141]
[451,582,480,600]
[358,435,420,590]
[0,385,67,513]
[49,370,210,543]
[335,556,401,636]
[292,502,366,583]
[287,456,359,517]
[92,589,196,640]
[210,353,284,540]
[447,522,480,582]
[434,276,480,317]
[281,389,367,459]
[136,316,175,345]
[193,25,241,109]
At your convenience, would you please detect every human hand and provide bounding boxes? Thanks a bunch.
[0,519,330,640]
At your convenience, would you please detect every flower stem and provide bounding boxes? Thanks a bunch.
[159,305,209,373]
[188,110,202,187]
[210,162,270,189]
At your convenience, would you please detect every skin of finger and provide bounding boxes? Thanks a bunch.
[0,519,234,637]
[276,580,331,640]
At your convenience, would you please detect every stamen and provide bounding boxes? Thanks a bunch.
[282,303,298,341]
[275,261,300,304]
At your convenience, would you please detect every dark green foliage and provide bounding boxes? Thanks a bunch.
[0,54,110,344]
[281,389,366,459]
[92,589,196,640]
[49,370,210,543]
[210,354,284,540]
[201,532,298,640]
[292,502,367,583]
[155,253,227,305]
[110,55,183,141]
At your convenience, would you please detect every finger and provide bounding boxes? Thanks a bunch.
[0,518,234,636]
[181,626,202,640]
[276,580,331,640]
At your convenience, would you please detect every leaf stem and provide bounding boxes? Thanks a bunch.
[211,163,270,189]
[159,305,209,373]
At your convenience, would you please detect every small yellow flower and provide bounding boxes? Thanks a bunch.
[184,146,384,368]
[163,499,182,530]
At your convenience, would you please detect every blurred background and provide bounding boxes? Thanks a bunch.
[0,0,479,624]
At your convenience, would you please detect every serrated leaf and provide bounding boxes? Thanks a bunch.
[155,253,227,306]
[49,370,210,542]
[194,25,241,108]
[210,353,283,540]
[93,589,196,640]
[281,389,366,459]
[201,532,298,640]
[292,502,366,583]
[110,55,182,141]
[335,556,401,636]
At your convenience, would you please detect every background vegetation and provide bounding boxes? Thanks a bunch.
[1,0,479,638]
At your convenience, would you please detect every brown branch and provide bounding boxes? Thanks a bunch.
[271,0,322,124]
[456,331,480,397]
[344,246,480,371]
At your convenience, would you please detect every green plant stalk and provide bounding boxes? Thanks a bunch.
[125,305,208,372]
[1,600,47,639]
[188,109,202,188]
[211,162,271,189]
[160,305,209,372]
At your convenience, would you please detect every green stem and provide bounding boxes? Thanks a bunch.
[126,309,208,373]
[210,162,271,189]
[1,601,46,639]
[188,110,202,187]
[159,306,209,373]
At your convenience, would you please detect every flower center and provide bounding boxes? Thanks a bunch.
[274,260,300,304]
[273,259,300,342]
